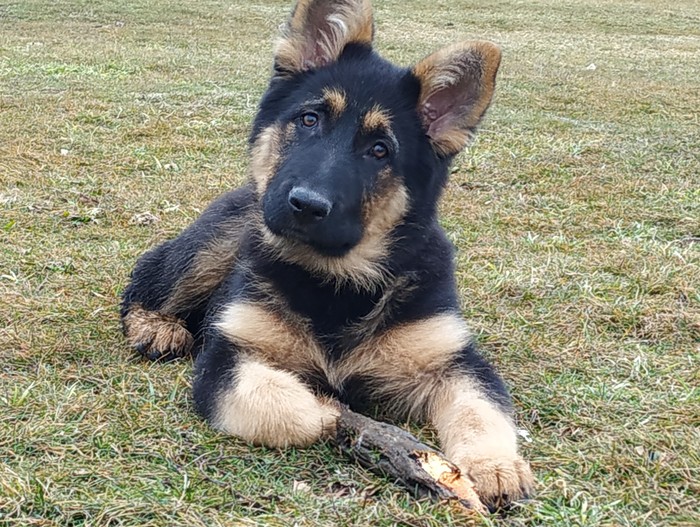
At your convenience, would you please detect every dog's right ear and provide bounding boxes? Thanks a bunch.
[274,0,373,76]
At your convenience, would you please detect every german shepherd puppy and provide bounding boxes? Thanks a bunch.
[121,0,533,509]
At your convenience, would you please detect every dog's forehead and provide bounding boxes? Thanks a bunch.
[303,52,417,123]
[316,84,392,122]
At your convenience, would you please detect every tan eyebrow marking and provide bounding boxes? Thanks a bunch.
[322,87,347,118]
[362,105,392,133]
[362,105,399,153]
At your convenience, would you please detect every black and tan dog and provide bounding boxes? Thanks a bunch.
[121,0,534,509]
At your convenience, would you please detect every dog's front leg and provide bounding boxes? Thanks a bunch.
[193,303,338,448]
[211,357,337,447]
[340,311,534,507]
[430,375,534,510]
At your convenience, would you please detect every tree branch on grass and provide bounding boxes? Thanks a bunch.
[334,406,487,514]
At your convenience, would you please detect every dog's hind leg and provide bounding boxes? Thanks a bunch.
[121,186,255,360]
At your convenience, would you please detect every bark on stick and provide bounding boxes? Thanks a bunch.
[334,407,486,514]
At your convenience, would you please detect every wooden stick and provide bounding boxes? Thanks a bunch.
[334,407,487,514]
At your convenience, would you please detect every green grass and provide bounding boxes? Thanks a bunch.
[1,0,698,525]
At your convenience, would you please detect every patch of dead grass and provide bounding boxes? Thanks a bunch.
[1,0,698,525]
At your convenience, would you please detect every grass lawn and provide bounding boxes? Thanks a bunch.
[1,0,698,525]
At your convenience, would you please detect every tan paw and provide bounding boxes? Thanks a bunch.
[460,454,534,510]
[123,305,194,361]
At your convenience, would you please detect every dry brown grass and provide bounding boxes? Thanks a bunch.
[1,0,698,525]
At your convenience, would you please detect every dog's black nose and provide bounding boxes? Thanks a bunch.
[288,187,332,222]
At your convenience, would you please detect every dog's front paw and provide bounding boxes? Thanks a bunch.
[123,306,194,361]
[459,454,534,511]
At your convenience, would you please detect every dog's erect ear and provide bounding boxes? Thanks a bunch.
[275,0,373,75]
[413,41,501,157]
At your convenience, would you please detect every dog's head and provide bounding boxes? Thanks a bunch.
[250,0,500,288]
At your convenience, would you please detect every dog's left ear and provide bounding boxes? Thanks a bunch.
[413,41,501,157]
[275,0,374,76]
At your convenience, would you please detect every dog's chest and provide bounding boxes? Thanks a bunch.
[263,271,389,348]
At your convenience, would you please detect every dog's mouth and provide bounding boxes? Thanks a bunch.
[270,225,355,257]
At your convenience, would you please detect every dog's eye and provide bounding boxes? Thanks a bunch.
[370,142,388,159]
[300,112,319,128]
